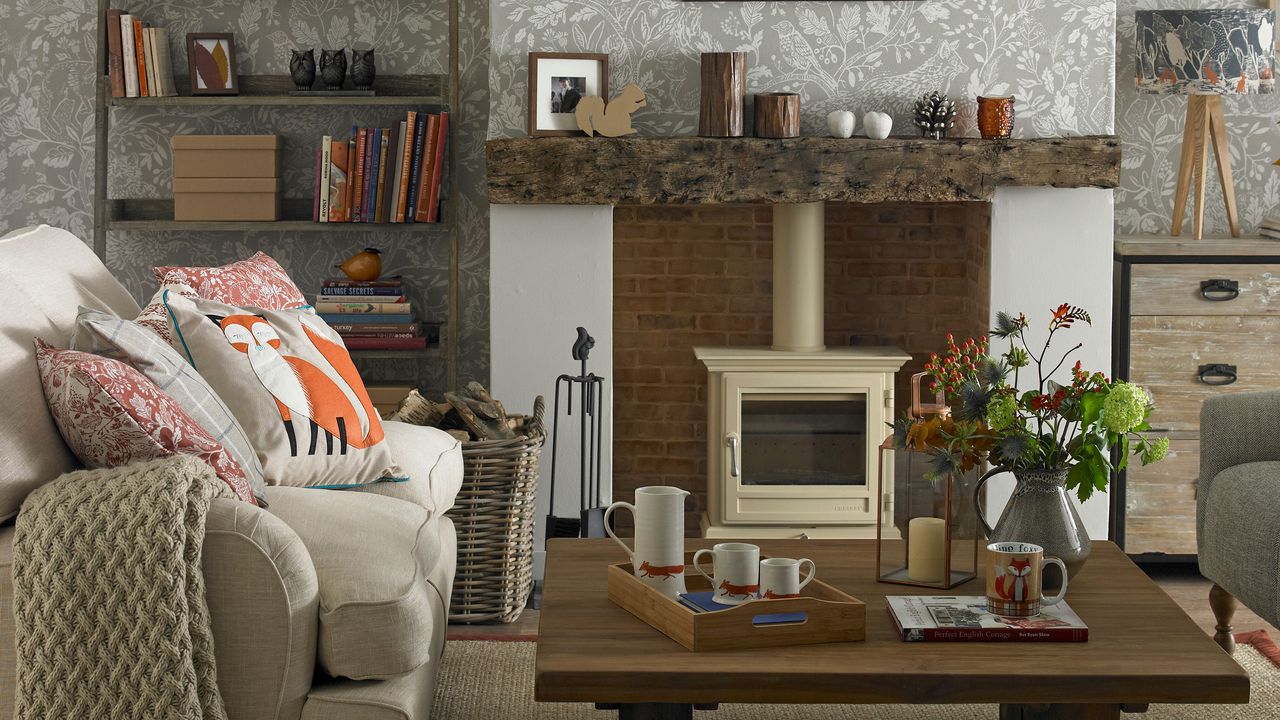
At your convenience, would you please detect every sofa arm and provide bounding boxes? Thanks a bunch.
[203,497,320,720]
[1198,391,1280,534]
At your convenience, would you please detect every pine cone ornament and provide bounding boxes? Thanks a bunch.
[914,91,956,140]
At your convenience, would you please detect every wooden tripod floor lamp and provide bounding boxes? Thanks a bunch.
[1136,9,1275,240]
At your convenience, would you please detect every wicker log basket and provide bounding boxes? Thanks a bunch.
[446,396,546,623]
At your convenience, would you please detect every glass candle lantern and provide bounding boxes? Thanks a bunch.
[875,374,979,589]
[976,95,1015,139]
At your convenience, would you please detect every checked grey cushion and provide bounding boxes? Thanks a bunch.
[70,307,268,504]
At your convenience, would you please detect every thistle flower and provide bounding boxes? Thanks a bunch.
[1102,382,1149,433]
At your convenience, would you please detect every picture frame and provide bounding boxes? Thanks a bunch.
[186,32,239,96]
[528,52,609,137]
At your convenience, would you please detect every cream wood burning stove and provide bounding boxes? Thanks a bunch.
[697,201,909,539]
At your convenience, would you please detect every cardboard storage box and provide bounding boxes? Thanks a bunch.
[173,135,280,178]
[174,178,280,221]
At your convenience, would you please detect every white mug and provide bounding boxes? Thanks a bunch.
[693,542,760,605]
[759,557,815,599]
[604,486,690,598]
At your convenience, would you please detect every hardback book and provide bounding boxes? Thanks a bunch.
[328,321,420,334]
[676,592,807,626]
[376,124,396,223]
[412,114,440,223]
[315,301,411,314]
[151,28,177,96]
[405,113,428,222]
[886,596,1088,642]
[344,138,356,221]
[326,138,349,223]
[317,287,404,298]
[318,136,332,223]
[364,128,382,223]
[351,127,368,222]
[312,146,322,222]
[388,120,408,223]
[396,112,417,223]
[120,13,138,97]
[319,313,414,324]
[425,111,448,223]
[322,277,404,288]
[337,332,422,340]
[106,9,126,98]
[141,26,156,97]
[316,293,407,303]
[341,336,428,351]
[131,18,147,97]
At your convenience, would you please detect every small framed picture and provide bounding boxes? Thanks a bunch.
[186,32,239,96]
[528,52,609,137]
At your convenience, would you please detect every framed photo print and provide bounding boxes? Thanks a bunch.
[186,32,239,96]
[528,52,609,137]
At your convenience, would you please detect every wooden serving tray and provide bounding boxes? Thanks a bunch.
[606,552,866,651]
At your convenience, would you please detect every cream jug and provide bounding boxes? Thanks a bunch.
[604,486,690,598]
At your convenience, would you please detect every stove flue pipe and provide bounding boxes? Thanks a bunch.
[771,201,826,352]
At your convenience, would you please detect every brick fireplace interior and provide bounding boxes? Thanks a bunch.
[612,202,992,533]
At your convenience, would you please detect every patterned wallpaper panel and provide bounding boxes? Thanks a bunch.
[488,0,1118,138]
[1116,0,1280,236]
[0,0,490,391]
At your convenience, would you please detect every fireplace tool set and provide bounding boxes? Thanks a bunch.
[546,326,608,540]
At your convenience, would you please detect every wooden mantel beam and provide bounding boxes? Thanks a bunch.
[486,136,1121,205]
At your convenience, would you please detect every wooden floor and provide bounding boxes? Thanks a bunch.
[449,563,1278,640]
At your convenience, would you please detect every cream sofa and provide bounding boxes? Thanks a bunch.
[0,225,462,720]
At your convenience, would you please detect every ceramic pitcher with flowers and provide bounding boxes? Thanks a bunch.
[605,486,689,598]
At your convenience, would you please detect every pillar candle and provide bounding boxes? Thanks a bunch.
[907,517,947,583]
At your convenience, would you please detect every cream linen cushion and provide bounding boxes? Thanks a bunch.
[266,487,442,680]
[358,421,464,514]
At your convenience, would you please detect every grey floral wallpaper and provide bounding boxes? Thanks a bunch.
[0,0,490,391]
[488,0,1118,138]
[1117,0,1280,236]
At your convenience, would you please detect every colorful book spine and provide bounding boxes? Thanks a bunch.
[328,322,420,334]
[405,113,428,222]
[322,277,404,287]
[317,294,406,304]
[388,120,407,223]
[395,112,416,223]
[342,336,428,351]
[327,139,349,223]
[312,146,323,222]
[351,128,367,223]
[319,313,414,324]
[344,139,355,221]
[315,301,411,314]
[425,111,448,223]
[318,287,405,297]
[318,136,332,223]
[132,19,147,97]
[338,332,422,340]
[120,14,138,97]
[106,9,126,98]
[364,128,381,223]
[413,115,440,223]
[375,126,392,223]
[141,26,156,97]
[152,28,176,96]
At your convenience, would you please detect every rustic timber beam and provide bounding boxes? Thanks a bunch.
[486,136,1121,205]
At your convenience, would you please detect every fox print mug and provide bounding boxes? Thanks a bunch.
[986,541,1068,618]
[693,542,760,605]
[759,557,816,599]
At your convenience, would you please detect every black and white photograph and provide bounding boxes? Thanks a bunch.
[527,52,608,136]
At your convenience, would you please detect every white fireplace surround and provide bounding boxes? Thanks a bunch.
[491,188,1115,568]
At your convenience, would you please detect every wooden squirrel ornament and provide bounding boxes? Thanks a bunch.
[575,83,646,137]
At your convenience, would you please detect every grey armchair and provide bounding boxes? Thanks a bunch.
[1198,391,1280,653]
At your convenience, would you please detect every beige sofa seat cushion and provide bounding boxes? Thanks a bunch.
[267,487,445,680]
[0,225,140,522]
[357,421,463,514]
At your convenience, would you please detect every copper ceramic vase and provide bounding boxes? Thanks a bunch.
[977,95,1015,139]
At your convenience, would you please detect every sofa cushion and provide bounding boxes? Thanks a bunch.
[266,487,445,680]
[71,308,268,504]
[166,293,398,489]
[34,340,257,504]
[0,225,140,523]
[357,421,463,514]
[1199,460,1280,625]
[135,278,197,344]
[155,251,308,310]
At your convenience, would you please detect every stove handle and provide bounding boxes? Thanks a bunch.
[726,433,741,478]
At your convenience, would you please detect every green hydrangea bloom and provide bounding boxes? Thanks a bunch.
[1142,436,1170,464]
[1102,382,1148,433]
[986,392,1018,430]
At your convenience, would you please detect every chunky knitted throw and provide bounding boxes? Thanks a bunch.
[13,456,233,720]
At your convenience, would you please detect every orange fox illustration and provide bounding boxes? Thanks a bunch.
[993,557,1033,603]
[210,313,384,456]
[718,580,759,599]
[762,589,800,600]
[637,561,684,580]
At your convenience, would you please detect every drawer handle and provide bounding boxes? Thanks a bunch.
[1198,364,1238,386]
[1199,278,1240,301]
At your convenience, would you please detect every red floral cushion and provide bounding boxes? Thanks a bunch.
[134,277,197,344]
[154,252,307,310]
[34,339,257,504]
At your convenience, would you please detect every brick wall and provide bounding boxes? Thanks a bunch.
[612,202,991,534]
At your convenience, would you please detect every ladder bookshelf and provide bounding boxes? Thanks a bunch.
[93,0,462,390]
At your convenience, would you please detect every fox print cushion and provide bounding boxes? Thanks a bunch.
[164,293,398,488]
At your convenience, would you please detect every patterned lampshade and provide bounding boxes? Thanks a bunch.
[1136,9,1275,95]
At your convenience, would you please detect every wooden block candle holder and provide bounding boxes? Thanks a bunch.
[699,52,747,137]
[754,92,800,139]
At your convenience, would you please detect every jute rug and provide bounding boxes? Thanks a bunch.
[431,639,1280,720]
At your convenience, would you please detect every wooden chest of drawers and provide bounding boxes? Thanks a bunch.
[1114,239,1280,558]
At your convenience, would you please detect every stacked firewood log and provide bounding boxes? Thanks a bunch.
[389,382,520,442]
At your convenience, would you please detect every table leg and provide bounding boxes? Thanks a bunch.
[1000,704,1147,720]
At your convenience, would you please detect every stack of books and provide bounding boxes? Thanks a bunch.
[313,111,449,224]
[105,9,178,98]
[1259,215,1280,240]
[317,277,428,351]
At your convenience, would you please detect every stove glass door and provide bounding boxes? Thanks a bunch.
[739,394,867,487]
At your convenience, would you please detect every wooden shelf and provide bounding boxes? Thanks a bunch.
[350,348,441,360]
[108,74,446,108]
[107,199,446,233]
[1115,235,1280,258]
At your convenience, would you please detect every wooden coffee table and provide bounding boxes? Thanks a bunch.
[536,539,1248,720]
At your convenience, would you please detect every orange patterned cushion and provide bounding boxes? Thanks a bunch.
[154,252,308,310]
